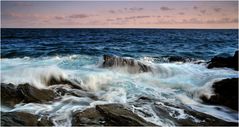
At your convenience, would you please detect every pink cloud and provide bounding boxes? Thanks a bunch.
[69,14,89,19]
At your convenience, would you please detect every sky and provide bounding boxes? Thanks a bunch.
[1,1,238,28]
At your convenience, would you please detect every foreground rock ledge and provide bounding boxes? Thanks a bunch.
[153,102,238,126]
[72,104,155,126]
[1,111,53,126]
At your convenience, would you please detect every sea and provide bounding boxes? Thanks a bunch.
[1,28,238,126]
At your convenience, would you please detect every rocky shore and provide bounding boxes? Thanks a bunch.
[1,51,238,126]
[1,81,237,126]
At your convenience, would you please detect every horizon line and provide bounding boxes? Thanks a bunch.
[1,27,238,30]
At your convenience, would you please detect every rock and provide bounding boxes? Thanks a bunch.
[38,116,54,126]
[207,50,238,70]
[72,108,106,126]
[1,83,23,107]
[96,104,155,126]
[1,83,56,106]
[102,55,152,73]
[1,111,53,126]
[168,56,187,62]
[17,83,56,103]
[47,76,82,90]
[200,78,238,111]
[53,86,98,100]
[72,104,155,126]
[153,102,238,126]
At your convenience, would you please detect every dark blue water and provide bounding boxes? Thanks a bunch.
[1,28,238,59]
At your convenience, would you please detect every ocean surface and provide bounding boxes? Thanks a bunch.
[1,28,238,126]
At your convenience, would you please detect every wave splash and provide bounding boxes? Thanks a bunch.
[1,55,238,126]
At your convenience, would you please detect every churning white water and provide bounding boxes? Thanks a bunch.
[1,55,238,126]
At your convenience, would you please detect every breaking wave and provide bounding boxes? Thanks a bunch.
[1,55,238,126]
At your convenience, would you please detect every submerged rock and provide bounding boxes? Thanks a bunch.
[17,83,56,103]
[200,78,238,111]
[1,83,23,107]
[52,85,98,100]
[72,104,155,126]
[1,111,53,126]
[102,55,152,73]
[207,50,238,71]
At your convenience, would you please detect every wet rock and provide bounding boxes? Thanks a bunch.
[47,76,82,90]
[53,86,98,100]
[1,83,56,106]
[168,56,187,62]
[153,102,238,126]
[17,83,56,103]
[1,83,23,107]
[72,108,106,126]
[72,104,155,126]
[38,116,54,126]
[207,50,238,70]
[96,104,155,126]
[1,111,53,126]
[102,55,152,73]
[200,78,238,111]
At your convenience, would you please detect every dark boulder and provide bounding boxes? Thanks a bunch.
[17,83,56,103]
[1,83,23,107]
[1,111,53,126]
[208,51,238,70]
[72,104,155,126]
[168,56,188,62]
[1,83,56,107]
[200,78,238,111]
[102,55,152,73]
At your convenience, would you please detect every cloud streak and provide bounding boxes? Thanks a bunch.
[193,6,198,10]
[2,1,238,28]
[200,10,206,14]
[160,6,173,11]
[69,14,89,19]
[178,12,185,15]
[108,7,144,14]
[214,8,222,12]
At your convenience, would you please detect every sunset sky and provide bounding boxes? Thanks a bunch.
[1,1,238,28]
